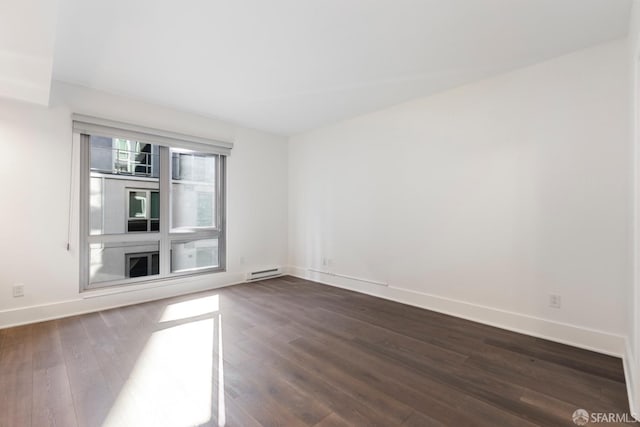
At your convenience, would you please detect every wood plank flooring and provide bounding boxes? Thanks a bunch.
[0,276,635,426]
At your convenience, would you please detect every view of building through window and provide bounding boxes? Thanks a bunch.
[85,135,224,288]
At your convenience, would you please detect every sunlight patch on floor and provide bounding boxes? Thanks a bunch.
[104,294,224,427]
[160,294,219,323]
[217,313,226,427]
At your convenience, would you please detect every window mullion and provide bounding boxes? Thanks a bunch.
[87,233,160,244]
[159,146,171,276]
[169,230,219,241]
[146,189,151,232]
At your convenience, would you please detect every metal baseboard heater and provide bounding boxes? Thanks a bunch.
[246,267,283,281]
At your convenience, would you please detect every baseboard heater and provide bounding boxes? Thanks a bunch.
[246,267,283,281]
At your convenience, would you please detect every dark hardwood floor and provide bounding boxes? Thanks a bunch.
[0,276,634,426]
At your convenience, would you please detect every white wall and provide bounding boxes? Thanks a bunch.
[0,81,288,325]
[289,39,631,356]
[628,0,640,417]
[0,0,58,105]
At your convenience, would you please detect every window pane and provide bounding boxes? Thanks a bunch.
[196,192,213,227]
[171,239,218,272]
[91,182,159,235]
[89,176,104,235]
[171,152,216,229]
[90,136,160,235]
[90,135,159,178]
[151,253,160,275]
[90,136,114,172]
[172,152,215,182]
[128,255,149,277]
[127,219,148,232]
[150,192,160,219]
[129,191,147,218]
[89,242,160,284]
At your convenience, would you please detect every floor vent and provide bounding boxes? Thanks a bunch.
[246,267,283,281]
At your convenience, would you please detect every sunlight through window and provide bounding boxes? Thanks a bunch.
[217,313,226,427]
[160,294,219,323]
[104,295,225,426]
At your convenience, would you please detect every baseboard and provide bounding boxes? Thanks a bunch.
[0,271,246,329]
[624,340,640,421]
[286,266,626,357]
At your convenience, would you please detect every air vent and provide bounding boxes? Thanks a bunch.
[246,267,283,281]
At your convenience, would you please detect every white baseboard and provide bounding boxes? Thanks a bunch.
[624,340,640,421]
[287,266,626,356]
[0,272,246,329]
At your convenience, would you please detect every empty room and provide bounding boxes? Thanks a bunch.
[2,0,640,426]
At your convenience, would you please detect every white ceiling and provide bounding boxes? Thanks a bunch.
[17,0,639,134]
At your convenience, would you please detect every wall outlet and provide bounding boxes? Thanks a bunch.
[322,257,327,267]
[12,284,24,298]
[549,294,561,309]
[240,256,245,265]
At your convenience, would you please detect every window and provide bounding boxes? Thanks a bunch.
[171,239,219,272]
[127,189,160,232]
[126,252,160,278]
[114,139,154,176]
[91,136,158,178]
[171,151,216,229]
[77,115,231,290]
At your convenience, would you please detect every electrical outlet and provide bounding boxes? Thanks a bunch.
[12,284,24,298]
[549,294,561,309]
[322,257,327,267]
[240,256,245,265]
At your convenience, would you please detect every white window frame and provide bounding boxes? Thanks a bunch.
[77,115,231,291]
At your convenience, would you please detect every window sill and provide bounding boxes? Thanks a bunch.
[81,268,226,299]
